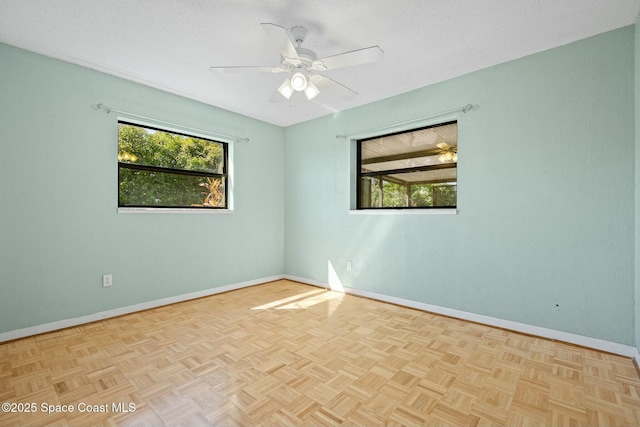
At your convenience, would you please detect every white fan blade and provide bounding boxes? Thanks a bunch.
[209,66,286,73]
[312,75,358,101]
[318,46,383,71]
[268,90,287,103]
[260,23,301,66]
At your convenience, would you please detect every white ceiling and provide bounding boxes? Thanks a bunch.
[1,1,638,127]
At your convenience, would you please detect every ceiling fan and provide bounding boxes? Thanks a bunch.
[437,142,457,163]
[209,23,383,102]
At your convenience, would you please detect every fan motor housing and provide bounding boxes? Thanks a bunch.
[282,47,320,71]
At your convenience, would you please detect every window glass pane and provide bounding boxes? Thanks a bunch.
[358,121,457,209]
[363,155,444,172]
[360,122,457,172]
[361,177,456,208]
[432,184,457,207]
[118,123,224,174]
[410,183,457,208]
[386,168,456,184]
[117,121,227,210]
[119,168,225,208]
[365,178,406,208]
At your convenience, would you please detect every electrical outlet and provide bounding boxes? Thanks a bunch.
[346,260,352,271]
[102,274,112,287]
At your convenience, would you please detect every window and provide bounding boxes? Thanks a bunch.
[117,121,228,209]
[357,121,457,209]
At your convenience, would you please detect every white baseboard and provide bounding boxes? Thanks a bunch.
[285,275,638,359]
[0,275,285,343]
[4,273,638,361]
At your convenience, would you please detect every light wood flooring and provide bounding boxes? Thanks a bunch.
[1,279,640,426]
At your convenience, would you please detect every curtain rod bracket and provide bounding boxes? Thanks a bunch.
[95,103,111,113]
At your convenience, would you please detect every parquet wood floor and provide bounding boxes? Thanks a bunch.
[2,279,640,426]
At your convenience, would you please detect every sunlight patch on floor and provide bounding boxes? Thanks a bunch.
[251,289,325,310]
[277,291,344,310]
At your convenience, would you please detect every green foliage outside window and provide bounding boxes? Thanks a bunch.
[118,123,226,208]
[368,178,456,208]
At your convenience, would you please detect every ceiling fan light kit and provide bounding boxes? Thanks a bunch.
[290,72,308,91]
[304,80,320,100]
[210,23,383,103]
[277,78,294,99]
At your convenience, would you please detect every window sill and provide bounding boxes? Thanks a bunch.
[118,207,233,214]
[349,209,457,215]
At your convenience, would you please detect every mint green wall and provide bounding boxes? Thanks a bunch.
[284,27,636,345]
[0,43,285,333]
[1,27,637,346]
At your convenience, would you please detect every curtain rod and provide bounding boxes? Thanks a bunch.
[335,103,475,139]
[94,103,249,143]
